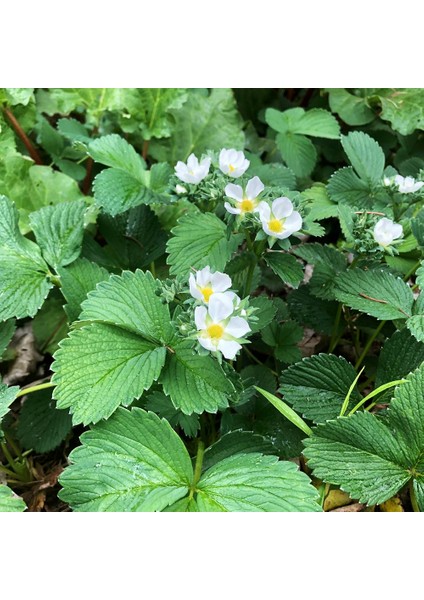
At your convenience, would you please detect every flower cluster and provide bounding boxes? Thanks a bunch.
[384,174,424,194]
[174,148,250,186]
[189,266,250,360]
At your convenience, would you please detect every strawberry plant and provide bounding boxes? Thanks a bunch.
[1,87,424,512]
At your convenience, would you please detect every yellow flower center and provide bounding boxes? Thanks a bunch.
[268,218,284,234]
[207,324,224,340]
[200,286,214,302]
[228,164,235,173]
[239,198,255,213]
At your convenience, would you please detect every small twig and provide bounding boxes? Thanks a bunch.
[2,106,43,164]
[142,140,149,160]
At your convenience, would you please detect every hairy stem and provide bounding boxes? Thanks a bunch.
[189,440,205,499]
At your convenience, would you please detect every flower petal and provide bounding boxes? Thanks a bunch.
[225,183,243,201]
[246,176,264,200]
[198,336,216,353]
[194,306,207,330]
[189,274,203,301]
[187,154,199,170]
[283,210,302,234]
[224,202,241,215]
[272,197,293,219]
[217,339,242,359]
[210,272,232,292]
[196,266,212,287]
[208,292,234,322]
[225,316,251,338]
[257,201,271,221]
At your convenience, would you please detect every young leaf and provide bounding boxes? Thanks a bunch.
[30,200,86,268]
[334,269,413,320]
[280,354,361,423]
[341,131,385,184]
[196,453,321,512]
[166,212,241,277]
[52,323,166,425]
[59,408,193,511]
[0,485,26,512]
[264,252,304,288]
[159,341,235,415]
[304,364,424,508]
[17,390,72,453]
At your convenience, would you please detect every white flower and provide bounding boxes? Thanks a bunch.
[373,217,403,247]
[175,184,187,194]
[219,148,250,178]
[257,197,302,239]
[195,292,250,359]
[224,176,264,216]
[175,153,211,184]
[189,266,232,304]
[394,175,424,194]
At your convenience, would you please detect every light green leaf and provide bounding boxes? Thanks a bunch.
[266,107,340,139]
[327,166,372,208]
[276,132,317,178]
[341,131,385,184]
[30,200,86,268]
[196,453,321,512]
[92,168,150,216]
[150,88,244,163]
[160,341,235,415]
[80,270,174,343]
[17,390,72,453]
[0,382,19,421]
[52,323,166,425]
[166,212,241,277]
[407,315,424,343]
[264,251,304,288]
[280,354,361,423]
[373,88,424,136]
[326,88,375,126]
[88,134,146,179]
[0,485,26,512]
[3,88,34,106]
[250,163,296,189]
[58,258,110,323]
[58,407,193,511]
[334,269,413,320]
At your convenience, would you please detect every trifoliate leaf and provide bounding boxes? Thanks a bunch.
[0,319,16,358]
[166,212,241,277]
[0,485,26,512]
[326,88,375,126]
[333,269,413,320]
[304,364,424,508]
[52,323,166,425]
[201,431,276,472]
[58,258,110,323]
[59,407,193,511]
[0,382,19,421]
[17,390,72,453]
[196,453,321,512]
[341,131,385,184]
[376,328,424,387]
[144,391,200,438]
[30,200,86,268]
[264,251,304,288]
[150,88,244,163]
[262,321,303,364]
[80,270,174,343]
[280,354,361,423]
[159,341,235,415]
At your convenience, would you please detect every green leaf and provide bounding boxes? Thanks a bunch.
[30,200,86,268]
[88,134,146,179]
[334,269,413,320]
[0,382,19,421]
[376,329,424,387]
[160,341,235,415]
[327,167,372,208]
[150,88,244,163]
[264,252,303,288]
[0,319,16,358]
[166,212,241,277]
[226,252,260,295]
[80,270,174,343]
[58,258,110,323]
[92,168,150,216]
[407,315,424,343]
[59,407,193,511]
[288,286,341,335]
[196,453,321,512]
[276,132,317,178]
[32,296,68,354]
[144,391,200,438]
[266,107,340,139]
[3,88,34,106]
[17,390,72,453]
[0,485,26,512]
[373,88,424,135]
[52,323,166,425]
[341,131,385,184]
[248,296,278,334]
[117,88,188,139]
[201,431,276,472]
[280,354,361,423]
[326,89,375,126]
[304,364,424,508]
[262,321,303,363]
[0,196,51,320]
[250,163,296,189]
[292,243,346,300]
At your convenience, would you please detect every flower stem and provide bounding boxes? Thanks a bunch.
[189,440,205,499]
[16,382,55,398]
[410,480,420,512]
[354,320,386,370]
[2,106,43,164]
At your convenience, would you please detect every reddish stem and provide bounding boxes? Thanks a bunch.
[2,106,43,165]
[82,157,94,195]
[142,140,149,161]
